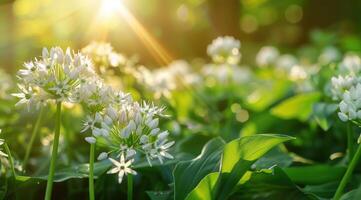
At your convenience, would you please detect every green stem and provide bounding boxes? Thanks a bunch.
[89,143,95,200]
[347,122,354,162]
[44,102,62,200]
[127,174,133,200]
[4,143,16,179]
[23,107,44,169]
[334,143,361,200]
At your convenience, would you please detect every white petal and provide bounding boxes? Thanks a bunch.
[107,167,119,174]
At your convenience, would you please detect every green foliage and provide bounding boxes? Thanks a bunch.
[271,92,321,121]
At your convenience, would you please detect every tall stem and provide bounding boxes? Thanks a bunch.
[44,102,62,200]
[23,107,44,169]
[127,174,133,200]
[89,143,95,200]
[347,122,354,162]
[334,143,361,200]
[4,143,16,179]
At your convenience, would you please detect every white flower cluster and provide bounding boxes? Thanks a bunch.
[82,99,174,183]
[339,54,361,76]
[0,130,7,158]
[256,46,280,67]
[202,63,252,85]
[12,47,96,110]
[133,60,200,99]
[82,42,127,72]
[318,46,341,65]
[76,67,174,185]
[331,54,361,100]
[207,36,241,65]
[338,83,361,122]
[331,75,361,100]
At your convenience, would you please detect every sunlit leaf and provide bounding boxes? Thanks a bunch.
[271,92,321,121]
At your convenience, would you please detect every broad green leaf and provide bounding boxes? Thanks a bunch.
[221,134,294,172]
[284,165,346,185]
[246,79,290,111]
[173,137,225,200]
[185,172,219,200]
[271,92,321,121]
[253,147,293,170]
[312,103,338,131]
[303,182,339,199]
[338,182,361,200]
[185,134,294,200]
[233,166,311,200]
[216,134,294,200]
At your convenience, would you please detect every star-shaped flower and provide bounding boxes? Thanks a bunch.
[107,154,137,184]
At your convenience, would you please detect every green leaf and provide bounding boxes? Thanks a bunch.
[173,137,226,200]
[303,182,339,198]
[271,92,321,121]
[253,147,293,170]
[246,79,290,111]
[185,134,294,200]
[216,134,294,200]
[185,172,219,200]
[284,165,346,185]
[339,182,361,200]
[312,103,338,131]
[233,166,311,200]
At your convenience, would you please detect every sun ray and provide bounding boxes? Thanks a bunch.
[91,0,172,65]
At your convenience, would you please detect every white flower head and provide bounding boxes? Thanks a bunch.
[107,154,137,184]
[339,54,361,76]
[82,42,129,74]
[207,36,241,64]
[331,75,361,100]
[318,46,341,65]
[256,46,280,67]
[13,47,96,109]
[337,83,361,122]
[275,54,298,72]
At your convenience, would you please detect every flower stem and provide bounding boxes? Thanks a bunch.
[127,174,133,200]
[44,102,62,200]
[347,122,354,162]
[89,143,95,200]
[4,143,16,179]
[23,107,44,169]
[334,142,361,200]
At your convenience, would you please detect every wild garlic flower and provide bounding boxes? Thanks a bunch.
[256,46,280,67]
[133,60,200,99]
[13,47,95,109]
[318,46,341,65]
[338,83,361,122]
[207,36,241,65]
[339,54,361,76]
[82,42,127,74]
[79,82,132,144]
[275,54,298,72]
[107,154,137,184]
[331,75,361,100]
[75,77,114,112]
[98,101,174,165]
[0,130,7,158]
[202,64,251,84]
